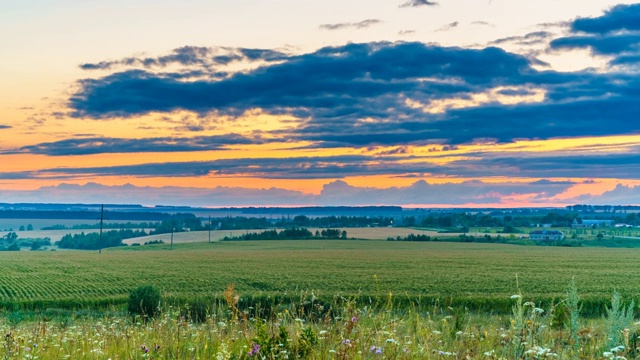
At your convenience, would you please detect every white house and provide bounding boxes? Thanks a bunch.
[529,230,564,241]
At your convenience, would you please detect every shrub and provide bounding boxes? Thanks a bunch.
[184,298,210,323]
[127,285,161,318]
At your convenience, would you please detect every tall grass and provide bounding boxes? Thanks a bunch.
[0,282,638,359]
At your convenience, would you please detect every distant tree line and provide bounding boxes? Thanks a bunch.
[42,222,157,230]
[387,233,582,247]
[222,228,347,241]
[0,210,181,221]
[0,232,51,251]
[56,229,147,250]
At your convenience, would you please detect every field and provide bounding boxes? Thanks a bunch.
[1,239,640,358]
[0,240,639,311]
[122,227,457,245]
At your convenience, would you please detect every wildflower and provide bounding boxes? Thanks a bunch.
[248,343,261,357]
[342,339,351,346]
[352,316,358,323]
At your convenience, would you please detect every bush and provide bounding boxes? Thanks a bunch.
[127,285,161,318]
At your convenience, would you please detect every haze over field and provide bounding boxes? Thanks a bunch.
[2,1,640,207]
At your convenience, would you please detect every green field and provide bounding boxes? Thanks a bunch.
[1,240,640,312]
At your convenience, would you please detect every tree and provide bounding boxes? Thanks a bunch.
[18,226,25,231]
[26,224,33,231]
[3,232,17,242]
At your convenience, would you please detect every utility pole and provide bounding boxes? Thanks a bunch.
[170,220,174,250]
[99,204,104,254]
[208,216,212,243]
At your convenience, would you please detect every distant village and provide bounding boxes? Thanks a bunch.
[528,219,636,241]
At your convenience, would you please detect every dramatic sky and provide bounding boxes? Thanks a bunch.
[2,0,640,207]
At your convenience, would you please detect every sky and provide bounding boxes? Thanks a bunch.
[2,0,640,207]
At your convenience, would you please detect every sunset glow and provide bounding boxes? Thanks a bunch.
[2,0,640,206]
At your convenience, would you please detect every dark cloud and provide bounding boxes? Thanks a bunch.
[550,33,640,55]
[491,31,554,46]
[70,42,533,121]
[549,4,640,66]
[8,134,262,156]
[0,125,11,129]
[446,152,640,180]
[79,46,289,71]
[435,21,459,32]
[319,19,382,31]
[571,4,640,35]
[35,155,442,180]
[69,22,640,149]
[399,0,438,8]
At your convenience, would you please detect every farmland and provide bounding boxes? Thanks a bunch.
[0,240,639,311]
[1,237,640,358]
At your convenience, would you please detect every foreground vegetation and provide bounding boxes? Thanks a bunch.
[2,282,640,359]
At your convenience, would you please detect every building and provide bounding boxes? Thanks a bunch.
[529,230,565,241]
[572,219,614,228]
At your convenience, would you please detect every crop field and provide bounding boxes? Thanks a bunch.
[0,240,639,312]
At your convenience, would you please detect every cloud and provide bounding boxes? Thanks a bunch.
[571,4,640,35]
[0,179,577,206]
[399,0,438,8]
[69,31,640,149]
[550,33,640,55]
[0,183,312,207]
[8,134,263,156]
[435,21,459,32]
[70,42,534,122]
[490,31,554,46]
[471,21,493,27]
[33,154,441,179]
[0,125,11,129]
[570,184,640,206]
[398,30,416,35]
[549,4,640,66]
[79,46,289,71]
[319,19,382,31]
